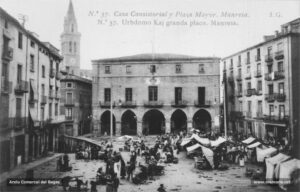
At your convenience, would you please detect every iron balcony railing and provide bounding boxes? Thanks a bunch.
[265,93,286,102]
[244,89,257,97]
[244,73,251,80]
[99,101,115,108]
[255,55,261,62]
[244,111,252,118]
[265,54,273,63]
[236,74,242,81]
[245,58,250,64]
[49,68,56,78]
[274,50,284,60]
[121,101,137,108]
[265,71,285,81]
[14,80,29,94]
[1,78,12,94]
[49,90,55,99]
[41,95,48,105]
[65,99,75,106]
[2,46,13,61]
[171,100,188,108]
[254,70,262,78]
[194,100,211,108]
[55,92,61,100]
[144,100,164,108]
[263,115,289,124]
[230,111,244,120]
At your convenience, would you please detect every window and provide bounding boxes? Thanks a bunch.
[16,98,22,119]
[268,84,274,94]
[175,87,182,103]
[247,66,250,73]
[199,64,205,73]
[257,48,261,59]
[74,42,76,53]
[67,82,72,88]
[150,65,156,73]
[267,46,272,55]
[105,65,111,74]
[125,88,132,101]
[279,105,285,118]
[49,103,52,118]
[4,20,8,28]
[258,101,263,114]
[66,92,73,104]
[175,64,182,73]
[239,101,243,112]
[41,107,45,121]
[247,82,251,89]
[148,86,158,101]
[17,65,22,83]
[267,64,273,73]
[18,32,23,49]
[65,108,72,118]
[238,83,242,93]
[257,80,262,91]
[238,55,241,65]
[126,65,132,74]
[238,68,241,76]
[277,42,283,51]
[248,101,252,113]
[30,40,35,48]
[279,83,284,94]
[104,88,111,102]
[198,87,205,104]
[257,63,261,73]
[42,65,45,78]
[30,55,34,71]
[230,59,233,68]
[71,24,74,32]
[269,105,274,116]
[247,52,250,62]
[69,41,72,53]
[278,61,284,72]
[66,66,70,73]
[55,103,58,116]
[41,84,45,96]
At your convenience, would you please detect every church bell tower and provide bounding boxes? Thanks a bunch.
[61,0,81,75]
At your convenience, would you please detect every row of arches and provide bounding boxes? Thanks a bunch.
[100,109,212,135]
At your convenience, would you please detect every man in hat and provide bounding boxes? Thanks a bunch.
[157,184,166,192]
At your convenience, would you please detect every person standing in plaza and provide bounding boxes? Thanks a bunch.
[112,173,120,192]
[106,174,114,192]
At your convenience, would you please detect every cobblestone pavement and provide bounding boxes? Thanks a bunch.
[2,137,280,192]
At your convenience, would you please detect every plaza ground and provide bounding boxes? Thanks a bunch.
[1,136,281,192]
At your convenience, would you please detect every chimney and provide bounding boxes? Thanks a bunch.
[275,30,279,37]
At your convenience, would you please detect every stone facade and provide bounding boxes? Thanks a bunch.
[222,18,300,156]
[0,7,63,173]
[92,54,220,136]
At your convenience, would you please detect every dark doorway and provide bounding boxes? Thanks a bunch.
[121,110,137,135]
[198,87,205,105]
[142,110,165,135]
[100,111,116,135]
[171,109,187,133]
[193,109,211,132]
[0,140,10,172]
[15,135,25,166]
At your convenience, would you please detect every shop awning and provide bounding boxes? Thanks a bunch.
[247,142,261,149]
[242,137,256,144]
[211,137,227,147]
[180,138,192,146]
[192,134,210,145]
[256,147,277,162]
[201,145,214,168]
[266,153,291,180]
[187,143,201,152]
[29,108,39,127]
[30,79,38,99]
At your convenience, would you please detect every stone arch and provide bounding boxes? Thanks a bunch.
[171,109,187,133]
[100,110,116,135]
[142,109,165,135]
[121,110,137,135]
[193,109,212,133]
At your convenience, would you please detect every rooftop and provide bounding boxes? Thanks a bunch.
[92,53,220,63]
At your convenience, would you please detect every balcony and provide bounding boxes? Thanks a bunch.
[14,80,29,94]
[40,95,48,105]
[29,96,38,105]
[121,101,137,108]
[49,68,56,78]
[237,61,241,67]
[230,111,244,120]
[265,93,285,102]
[245,89,257,97]
[256,112,264,119]
[56,72,62,80]
[194,100,211,108]
[237,91,243,97]
[254,70,262,78]
[265,93,276,102]
[244,73,251,80]
[236,74,242,81]
[263,115,289,124]
[265,71,285,81]
[65,116,73,121]
[144,100,164,108]
[2,47,13,61]
[255,55,261,62]
[171,100,188,108]
[274,50,284,60]
[65,99,75,106]
[229,65,233,70]
[1,78,12,94]
[49,90,55,99]
[265,54,273,63]
[11,117,27,129]
[244,111,252,118]
[256,89,263,95]
[245,58,250,65]
[55,92,61,100]
[228,75,234,84]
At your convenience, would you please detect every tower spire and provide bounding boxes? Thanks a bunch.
[67,0,76,20]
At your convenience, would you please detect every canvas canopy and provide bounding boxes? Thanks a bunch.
[242,137,256,144]
[201,145,214,168]
[247,142,261,149]
[117,135,133,141]
[192,134,210,145]
[265,153,291,180]
[278,158,300,190]
[256,147,277,162]
[210,137,227,147]
[180,138,192,146]
[186,143,202,152]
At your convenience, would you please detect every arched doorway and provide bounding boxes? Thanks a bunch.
[193,109,212,132]
[100,111,116,135]
[142,109,165,135]
[121,110,137,135]
[171,109,187,133]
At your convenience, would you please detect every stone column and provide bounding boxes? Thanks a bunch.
[137,120,142,136]
[115,121,121,136]
[187,119,193,132]
[24,134,29,163]
[10,136,15,169]
[165,119,171,133]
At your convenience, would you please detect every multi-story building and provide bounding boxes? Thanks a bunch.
[0,7,63,173]
[222,18,300,156]
[60,74,92,136]
[92,54,220,136]
[59,0,92,137]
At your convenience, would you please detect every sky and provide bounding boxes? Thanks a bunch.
[0,0,299,69]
